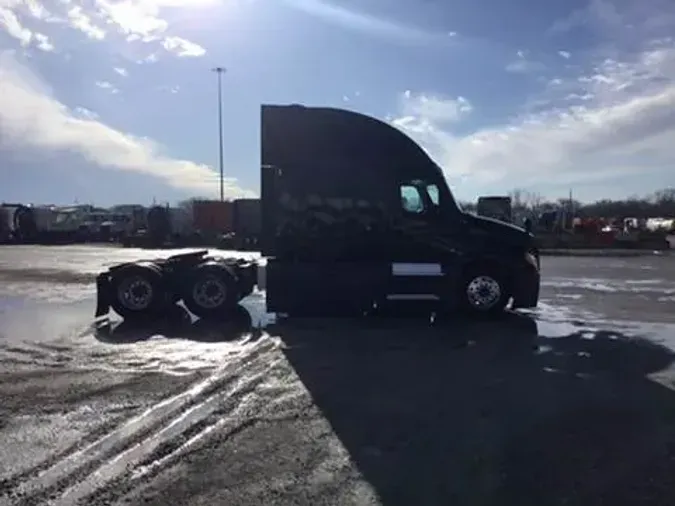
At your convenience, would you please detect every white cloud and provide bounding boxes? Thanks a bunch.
[113,66,128,76]
[159,84,179,93]
[138,52,158,63]
[550,0,624,34]
[161,36,205,57]
[505,50,545,74]
[0,52,252,198]
[0,6,33,46]
[73,106,99,119]
[558,50,571,59]
[96,0,168,39]
[23,0,50,21]
[0,6,55,51]
[95,80,119,93]
[281,0,455,45]
[92,0,207,56]
[33,32,53,51]
[67,6,106,40]
[399,90,471,123]
[0,0,206,60]
[392,36,675,194]
[94,0,219,41]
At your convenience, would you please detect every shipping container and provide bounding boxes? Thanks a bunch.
[233,198,261,237]
[192,200,233,234]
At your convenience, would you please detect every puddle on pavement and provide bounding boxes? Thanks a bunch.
[0,290,278,375]
[2,264,675,376]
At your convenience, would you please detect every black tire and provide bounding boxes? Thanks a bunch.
[182,263,239,319]
[458,264,510,318]
[109,263,169,321]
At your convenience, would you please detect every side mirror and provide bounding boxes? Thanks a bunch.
[523,218,533,234]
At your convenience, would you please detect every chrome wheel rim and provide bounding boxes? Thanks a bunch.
[192,276,227,309]
[466,275,501,310]
[117,276,154,310]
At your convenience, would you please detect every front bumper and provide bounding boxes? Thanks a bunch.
[511,254,540,309]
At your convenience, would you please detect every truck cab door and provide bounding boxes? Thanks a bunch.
[394,180,454,261]
[384,180,460,305]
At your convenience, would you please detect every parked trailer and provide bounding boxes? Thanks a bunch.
[232,198,261,250]
[95,104,540,322]
[193,200,234,234]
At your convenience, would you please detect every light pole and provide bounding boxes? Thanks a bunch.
[211,67,226,202]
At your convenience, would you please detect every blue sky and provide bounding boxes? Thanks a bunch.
[1,0,675,206]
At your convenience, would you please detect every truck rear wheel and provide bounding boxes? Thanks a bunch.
[459,264,510,318]
[109,263,168,320]
[182,263,239,319]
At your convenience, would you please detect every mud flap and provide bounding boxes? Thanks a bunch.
[95,273,112,318]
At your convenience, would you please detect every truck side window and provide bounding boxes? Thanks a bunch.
[400,185,424,214]
[427,184,440,206]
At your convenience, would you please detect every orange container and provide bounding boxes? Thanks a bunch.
[192,200,233,233]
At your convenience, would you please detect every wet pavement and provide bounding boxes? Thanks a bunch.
[1,246,675,505]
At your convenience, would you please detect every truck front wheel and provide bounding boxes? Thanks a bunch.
[182,263,239,319]
[458,265,510,318]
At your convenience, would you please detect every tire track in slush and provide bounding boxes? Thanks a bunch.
[63,391,266,506]
[4,338,280,506]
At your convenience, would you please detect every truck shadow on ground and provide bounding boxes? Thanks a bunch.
[271,311,675,506]
[93,304,261,344]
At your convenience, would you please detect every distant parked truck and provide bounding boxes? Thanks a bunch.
[0,207,11,243]
[1,204,40,242]
[121,198,262,250]
[1,203,113,244]
[477,196,513,223]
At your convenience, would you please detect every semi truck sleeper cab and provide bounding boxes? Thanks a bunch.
[95,104,540,322]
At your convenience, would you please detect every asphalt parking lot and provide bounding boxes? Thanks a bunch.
[1,246,674,506]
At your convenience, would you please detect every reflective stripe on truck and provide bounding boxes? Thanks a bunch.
[391,263,443,277]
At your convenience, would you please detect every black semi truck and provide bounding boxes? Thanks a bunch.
[95,104,540,321]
